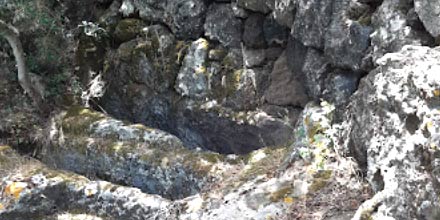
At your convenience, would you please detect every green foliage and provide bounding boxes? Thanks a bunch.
[9,0,69,99]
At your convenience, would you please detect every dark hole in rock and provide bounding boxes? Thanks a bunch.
[405,113,421,135]
[95,96,294,155]
[372,169,385,192]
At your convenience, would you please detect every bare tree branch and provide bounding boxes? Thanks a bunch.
[0,19,47,112]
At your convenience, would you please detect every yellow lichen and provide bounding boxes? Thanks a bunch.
[0,145,11,151]
[309,170,333,192]
[5,182,28,200]
[269,186,292,202]
[284,197,294,204]
[195,66,207,75]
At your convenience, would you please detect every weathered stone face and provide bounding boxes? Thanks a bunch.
[292,0,334,49]
[175,38,210,98]
[324,6,373,71]
[204,4,243,48]
[370,0,434,62]
[264,42,309,107]
[343,46,440,219]
[414,0,440,38]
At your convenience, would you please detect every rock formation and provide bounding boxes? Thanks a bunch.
[1,0,440,219]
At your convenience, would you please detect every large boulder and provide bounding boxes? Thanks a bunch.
[42,107,230,200]
[0,146,177,220]
[344,46,440,219]
[98,25,178,131]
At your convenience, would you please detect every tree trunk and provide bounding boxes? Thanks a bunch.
[0,20,46,111]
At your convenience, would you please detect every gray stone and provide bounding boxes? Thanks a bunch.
[301,48,331,99]
[243,48,266,68]
[0,146,177,220]
[175,38,210,98]
[292,0,333,49]
[323,70,360,106]
[43,107,226,200]
[344,46,440,219]
[237,0,272,14]
[325,0,373,70]
[263,14,289,46]
[204,4,243,48]
[98,26,178,130]
[264,48,309,107]
[271,0,297,28]
[231,2,249,18]
[167,0,207,39]
[414,0,440,38]
[130,0,167,22]
[243,13,267,48]
[120,0,206,39]
[370,0,434,61]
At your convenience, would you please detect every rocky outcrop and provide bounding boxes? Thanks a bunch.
[5,0,440,219]
[0,146,178,220]
[1,103,366,220]
[344,46,440,219]
[42,107,233,200]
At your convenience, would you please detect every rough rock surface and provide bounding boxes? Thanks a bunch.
[292,0,333,49]
[344,46,440,219]
[0,146,178,220]
[264,46,309,107]
[175,38,210,98]
[237,0,272,14]
[43,107,227,200]
[414,0,440,38]
[370,0,434,61]
[5,0,440,219]
[204,4,243,48]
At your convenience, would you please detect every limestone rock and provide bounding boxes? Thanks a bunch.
[43,107,227,200]
[98,25,178,130]
[344,46,440,219]
[0,146,177,220]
